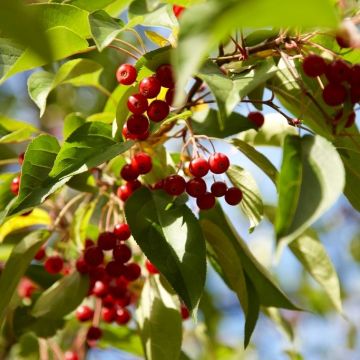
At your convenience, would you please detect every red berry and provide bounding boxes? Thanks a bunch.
[76,305,94,322]
[85,239,95,248]
[44,256,64,274]
[196,192,215,210]
[165,88,174,106]
[164,175,186,196]
[102,294,115,308]
[18,152,25,165]
[76,258,89,274]
[106,260,125,277]
[101,307,116,323]
[114,223,131,241]
[92,280,109,298]
[116,292,132,307]
[350,85,360,104]
[180,304,190,320]
[173,5,185,18]
[127,93,148,114]
[113,244,132,263]
[208,153,230,174]
[350,64,360,87]
[156,64,174,88]
[189,157,209,177]
[322,83,347,106]
[345,112,356,128]
[248,112,265,128]
[18,278,37,299]
[186,178,207,198]
[225,187,243,205]
[211,181,227,197]
[122,123,137,140]
[10,176,20,195]
[34,247,46,261]
[145,260,159,274]
[152,179,164,190]
[84,246,104,267]
[98,231,117,251]
[64,351,79,360]
[117,184,132,202]
[136,129,150,141]
[126,114,149,135]
[147,100,169,122]
[86,326,102,341]
[336,35,350,48]
[302,54,327,77]
[115,307,131,325]
[139,76,161,98]
[88,266,107,282]
[124,263,141,281]
[116,64,137,85]
[325,59,351,83]
[109,282,127,299]
[120,164,139,181]
[131,152,152,174]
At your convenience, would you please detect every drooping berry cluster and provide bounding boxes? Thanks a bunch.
[302,54,359,128]
[116,63,174,141]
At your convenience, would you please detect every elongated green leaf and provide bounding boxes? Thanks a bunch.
[0,116,38,144]
[277,135,345,246]
[63,113,86,139]
[67,0,116,11]
[137,277,182,360]
[28,59,103,116]
[31,272,89,319]
[125,187,206,312]
[0,230,50,325]
[244,274,260,348]
[275,135,302,237]
[289,230,342,312]
[230,138,278,185]
[263,307,295,342]
[227,165,264,232]
[89,10,124,51]
[200,203,297,310]
[25,264,61,289]
[0,174,17,212]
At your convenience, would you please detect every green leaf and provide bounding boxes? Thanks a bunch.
[89,10,124,51]
[200,202,297,310]
[0,116,38,144]
[173,0,338,105]
[0,230,50,325]
[244,274,260,348]
[31,272,89,319]
[276,135,345,247]
[275,135,302,238]
[28,59,104,116]
[227,165,264,232]
[66,0,117,11]
[289,229,342,312]
[137,277,182,360]
[25,264,61,289]
[230,138,278,185]
[63,113,86,139]
[0,173,17,212]
[125,187,206,312]
[263,307,295,342]
[145,30,170,47]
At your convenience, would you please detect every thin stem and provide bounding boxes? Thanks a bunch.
[108,45,139,60]
[39,339,49,360]
[95,85,117,107]
[93,298,102,327]
[48,340,63,360]
[113,38,143,56]
[126,28,147,53]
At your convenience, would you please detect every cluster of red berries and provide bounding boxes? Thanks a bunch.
[302,54,359,128]
[151,152,243,210]
[116,63,174,141]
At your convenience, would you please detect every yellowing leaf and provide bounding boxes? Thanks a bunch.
[145,30,170,47]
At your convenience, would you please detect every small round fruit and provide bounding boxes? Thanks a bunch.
[76,305,94,322]
[98,231,117,251]
[173,5,185,18]
[109,282,128,299]
[117,184,132,202]
[113,244,132,263]
[248,111,265,128]
[124,263,141,281]
[208,153,230,174]
[165,88,174,106]
[139,76,161,98]
[106,261,125,277]
[76,258,89,274]
[189,157,209,177]
[164,175,186,196]
[44,256,64,274]
[34,247,46,261]
[64,351,79,360]
[122,123,137,140]
[145,260,159,274]
[131,152,152,174]
[126,114,149,135]
[120,164,139,181]
[322,83,347,106]
[147,100,169,122]
[88,266,107,282]
[114,223,131,241]
[127,93,148,114]
[180,304,190,320]
[84,246,104,267]
[11,176,20,195]
[18,152,25,165]
[156,64,175,88]
[350,85,360,104]
[211,181,227,197]
[101,307,116,323]
[186,178,207,198]
[336,34,350,48]
[92,280,109,298]
[86,326,102,341]
[302,54,327,77]
[350,64,360,87]
[116,292,132,307]
[115,308,131,325]
[225,187,243,205]
[196,192,215,210]
[85,239,95,248]
[325,59,351,84]
[116,64,137,85]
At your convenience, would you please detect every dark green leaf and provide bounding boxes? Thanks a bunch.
[244,274,259,348]
[0,230,50,325]
[63,113,86,140]
[67,0,117,11]
[25,264,61,289]
[125,187,206,312]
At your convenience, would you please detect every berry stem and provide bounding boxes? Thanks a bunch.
[47,339,63,360]
[113,38,143,56]
[108,45,139,60]
[93,298,103,328]
[125,28,147,54]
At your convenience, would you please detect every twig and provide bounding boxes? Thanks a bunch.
[108,45,139,60]
[113,38,143,56]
